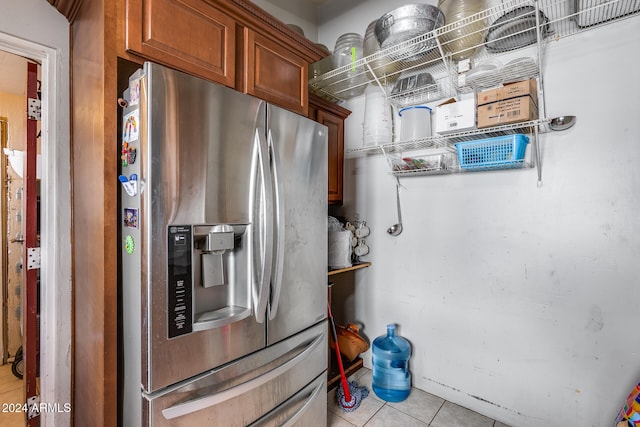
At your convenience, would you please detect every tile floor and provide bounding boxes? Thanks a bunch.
[328,368,511,427]
[1,363,512,427]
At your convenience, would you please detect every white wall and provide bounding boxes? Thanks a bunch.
[321,2,640,426]
[253,0,320,42]
[0,1,72,425]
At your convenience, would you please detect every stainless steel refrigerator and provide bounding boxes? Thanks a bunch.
[120,62,328,426]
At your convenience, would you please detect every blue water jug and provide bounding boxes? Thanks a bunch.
[372,324,411,402]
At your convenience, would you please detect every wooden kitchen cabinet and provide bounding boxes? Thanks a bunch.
[244,28,308,115]
[125,0,237,87]
[125,0,324,115]
[309,94,351,205]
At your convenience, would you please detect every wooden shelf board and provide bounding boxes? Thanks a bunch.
[328,262,371,276]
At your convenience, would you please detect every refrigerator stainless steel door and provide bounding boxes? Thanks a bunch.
[122,72,145,427]
[142,63,269,392]
[263,104,328,345]
[144,321,328,427]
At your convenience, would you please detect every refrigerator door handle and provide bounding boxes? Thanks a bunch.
[252,128,274,324]
[161,333,324,420]
[279,378,324,427]
[248,375,325,427]
[267,129,285,320]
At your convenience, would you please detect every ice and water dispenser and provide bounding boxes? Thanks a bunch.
[167,224,251,338]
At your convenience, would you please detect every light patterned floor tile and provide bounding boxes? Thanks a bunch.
[494,421,512,427]
[348,369,383,403]
[328,409,358,427]
[387,387,445,424]
[430,401,495,427]
[328,385,384,427]
[363,405,428,427]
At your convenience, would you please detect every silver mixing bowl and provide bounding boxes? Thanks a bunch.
[374,4,445,61]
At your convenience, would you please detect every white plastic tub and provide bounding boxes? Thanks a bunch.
[398,106,432,141]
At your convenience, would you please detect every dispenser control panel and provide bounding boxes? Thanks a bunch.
[167,225,193,338]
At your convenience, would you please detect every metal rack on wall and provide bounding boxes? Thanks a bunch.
[309,0,639,108]
[308,0,638,183]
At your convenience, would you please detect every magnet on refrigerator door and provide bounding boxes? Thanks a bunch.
[127,147,137,165]
[129,79,141,106]
[125,234,135,255]
[119,174,138,196]
[121,144,138,168]
[121,142,129,167]
[124,208,139,229]
[123,110,139,143]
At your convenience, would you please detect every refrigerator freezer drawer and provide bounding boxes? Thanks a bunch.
[248,375,327,427]
[144,321,327,427]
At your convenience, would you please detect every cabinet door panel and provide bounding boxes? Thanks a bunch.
[126,0,235,87]
[245,29,307,115]
[317,110,344,204]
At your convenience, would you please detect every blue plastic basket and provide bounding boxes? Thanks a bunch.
[455,134,529,170]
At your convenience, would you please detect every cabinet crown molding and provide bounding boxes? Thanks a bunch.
[48,0,85,22]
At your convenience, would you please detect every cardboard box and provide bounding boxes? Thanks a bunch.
[435,98,476,134]
[477,79,538,106]
[477,95,538,128]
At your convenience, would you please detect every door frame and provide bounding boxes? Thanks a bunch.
[0,116,6,365]
[0,33,72,425]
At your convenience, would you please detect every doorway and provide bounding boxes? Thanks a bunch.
[0,50,41,427]
[0,29,72,426]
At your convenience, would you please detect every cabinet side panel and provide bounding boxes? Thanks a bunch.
[317,110,344,204]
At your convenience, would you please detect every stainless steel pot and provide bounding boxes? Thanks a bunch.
[363,20,399,83]
[374,4,445,61]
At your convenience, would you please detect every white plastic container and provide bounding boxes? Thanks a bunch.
[363,83,393,146]
[398,106,432,141]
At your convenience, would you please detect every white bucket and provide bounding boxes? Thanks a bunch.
[399,106,432,141]
[328,230,352,269]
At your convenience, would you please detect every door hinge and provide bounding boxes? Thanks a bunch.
[27,247,40,270]
[27,395,39,419]
[27,98,41,120]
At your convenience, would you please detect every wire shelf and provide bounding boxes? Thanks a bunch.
[309,0,640,104]
[392,167,456,177]
[390,160,532,177]
[349,119,550,156]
